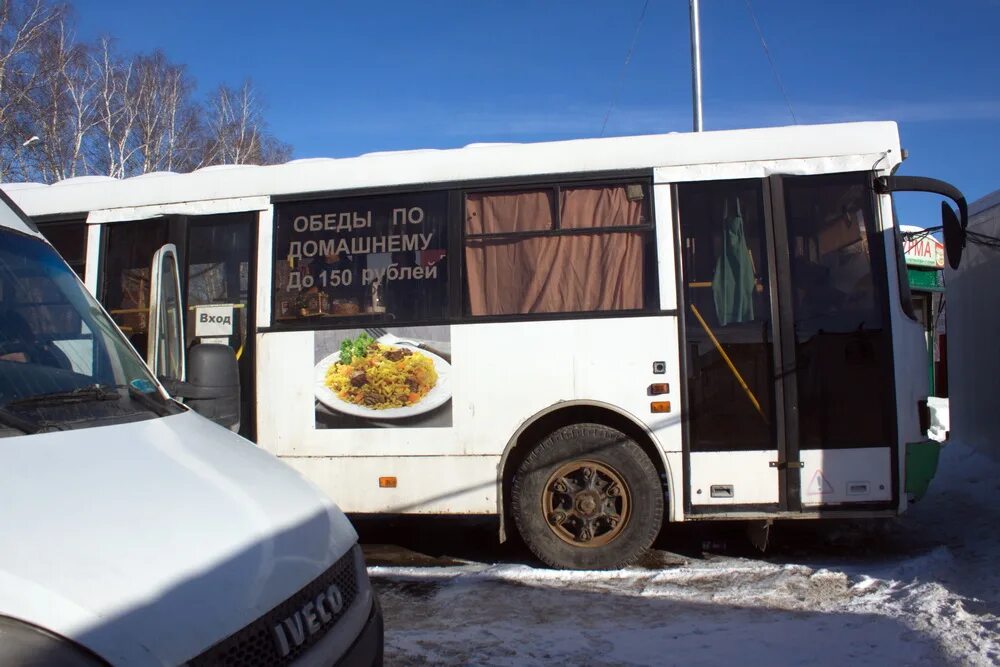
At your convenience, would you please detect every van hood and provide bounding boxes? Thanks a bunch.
[0,410,357,665]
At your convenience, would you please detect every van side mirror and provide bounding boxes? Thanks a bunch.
[161,344,241,430]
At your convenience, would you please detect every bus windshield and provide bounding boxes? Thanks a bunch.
[0,229,171,435]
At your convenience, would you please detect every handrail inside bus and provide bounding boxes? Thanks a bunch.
[688,303,768,423]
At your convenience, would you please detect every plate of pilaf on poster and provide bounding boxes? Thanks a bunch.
[314,332,452,419]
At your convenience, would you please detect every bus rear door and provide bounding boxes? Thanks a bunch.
[676,172,896,515]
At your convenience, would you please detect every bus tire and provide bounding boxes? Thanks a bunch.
[511,423,663,570]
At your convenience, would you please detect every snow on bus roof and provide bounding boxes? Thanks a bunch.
[51,175,119,187]
[358,148,445,158]
[190,164,259,174]
[6,122,900,218]
[129,171,180,180]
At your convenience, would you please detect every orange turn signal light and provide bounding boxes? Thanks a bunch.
[378,476,397,488]
[650,401,672,413]
[648,383,670,395]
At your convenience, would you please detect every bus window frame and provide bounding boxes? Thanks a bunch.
[265,171,662,332]
[459,179,659,319]
[34,215,89,279]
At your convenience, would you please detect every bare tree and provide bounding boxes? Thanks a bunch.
[0,0,64,181]
[129,51,200,174]
[24,12,98,181]
[89,43,203,177]
[1,0,293,184]
[201,80,290,167]
[92,36,136,178]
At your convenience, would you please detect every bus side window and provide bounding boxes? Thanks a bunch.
[463,183,652,316]
[37,220,88,279]
[272,192,450,325]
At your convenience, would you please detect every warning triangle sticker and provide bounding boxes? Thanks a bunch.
[807,469,834,495]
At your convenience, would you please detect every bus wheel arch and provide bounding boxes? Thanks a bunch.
[498,402,671,567]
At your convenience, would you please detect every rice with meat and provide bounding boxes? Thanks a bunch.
[325,343,437,409]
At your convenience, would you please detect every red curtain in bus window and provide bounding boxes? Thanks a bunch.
[464,185,645,315]
[465,189,553,234]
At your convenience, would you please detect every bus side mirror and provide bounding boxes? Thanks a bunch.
[874,175,968,270]
[162,344,241,430]
[941,202,965,271]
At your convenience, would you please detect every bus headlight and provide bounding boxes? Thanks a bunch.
[0,616,106,666]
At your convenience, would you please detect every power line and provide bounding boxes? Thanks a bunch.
[901,225,942,243]
[967,229,1000,250]
[901,224,1000,251]
[744,0,797,124]
[601,0,651,137]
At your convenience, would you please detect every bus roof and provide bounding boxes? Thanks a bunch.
[6,121,900,218]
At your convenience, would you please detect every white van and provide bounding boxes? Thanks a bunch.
[0,189,382,665]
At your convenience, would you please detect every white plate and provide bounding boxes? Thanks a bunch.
[314,344,452,419]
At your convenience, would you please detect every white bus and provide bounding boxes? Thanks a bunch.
[6,122,968,569]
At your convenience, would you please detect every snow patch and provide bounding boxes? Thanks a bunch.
[372,440,1000,665]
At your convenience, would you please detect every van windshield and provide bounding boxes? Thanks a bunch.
[0,229,173,435]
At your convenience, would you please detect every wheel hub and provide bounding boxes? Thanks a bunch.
[575,493,599,515]
[542,459,630,548]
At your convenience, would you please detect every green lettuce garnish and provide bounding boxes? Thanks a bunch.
[339,332,375,364]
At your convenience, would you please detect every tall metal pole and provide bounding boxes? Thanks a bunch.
[689,0,704,132]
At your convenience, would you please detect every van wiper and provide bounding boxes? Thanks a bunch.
[127,384,176,417]
[0,406,54,434]
[7,385,122,408]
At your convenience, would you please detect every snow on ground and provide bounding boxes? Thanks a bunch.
[367,440,1000,666]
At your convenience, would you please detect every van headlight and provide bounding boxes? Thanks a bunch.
[0,616,106,665]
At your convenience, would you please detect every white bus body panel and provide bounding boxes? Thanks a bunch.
[652,154,892,185]
[256,206,276,328]
[0,410,359,666]
[284,455,500,514]
[688,451,780,505]
[799,448,892,506]
[876,193,931,514]
[256,316,685,517]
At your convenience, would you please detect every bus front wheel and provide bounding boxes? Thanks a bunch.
[511,423,663,569]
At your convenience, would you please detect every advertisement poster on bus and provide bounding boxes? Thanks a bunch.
[270,192,453,429]
[312,326,453,429]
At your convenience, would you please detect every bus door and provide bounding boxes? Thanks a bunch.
[676,173,895,514]
[100,213,258,438]
[183,215,257,438]
[769,173,895,511]
[676,180,785,512]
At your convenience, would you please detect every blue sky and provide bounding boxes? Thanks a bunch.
[71,0,1000,228]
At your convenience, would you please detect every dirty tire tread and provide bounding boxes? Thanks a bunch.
[511,423,664,570]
